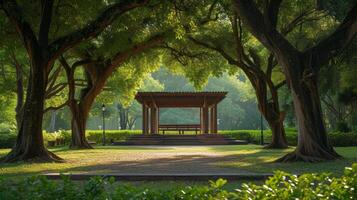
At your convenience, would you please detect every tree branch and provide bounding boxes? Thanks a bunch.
[281,9,325,36]
[47,65,62,92]
[106,33,165,73]
[233,0,298,55]
[160,43,206,65]
[275,80,286,90]
[48,0,149,59]
[263,0,282,29]
[44,100,69,113]
[45,83,67,99]
[1,0,39,53]
[38,0,54,47]
[188,36,239,66]
[304,4,357,68]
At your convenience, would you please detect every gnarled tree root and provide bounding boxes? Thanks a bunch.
[263,142,289,149]
[275,150,342,163]
[1,149,64,163]
[69,141,93,149]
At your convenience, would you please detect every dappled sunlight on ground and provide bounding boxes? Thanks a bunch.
[0,145,356,179]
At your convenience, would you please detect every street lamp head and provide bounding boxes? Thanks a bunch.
[102,104,106,111]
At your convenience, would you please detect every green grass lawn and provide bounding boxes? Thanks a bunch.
[0,145,356,180]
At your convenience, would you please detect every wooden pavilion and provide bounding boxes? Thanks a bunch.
[135,92,227,134]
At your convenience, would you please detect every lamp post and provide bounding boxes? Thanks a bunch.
[102,104,106,146]
[260,113,264,146]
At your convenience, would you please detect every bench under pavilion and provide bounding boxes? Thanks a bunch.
[135,92,227,134]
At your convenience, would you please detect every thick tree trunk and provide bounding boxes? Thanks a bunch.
[117,103,128,130]
[2,60,62,163]
[69,101,92,149]
[14,62,24,130]
[251,74,288,149]
[69,74,104,148]
[258,103,288,149]
[277,62,340,162]
[120,110,128,130]
[265,116,287,148]
[49,111,57,132]
[128,117,137,130]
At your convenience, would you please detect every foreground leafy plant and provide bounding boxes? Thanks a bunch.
[232,164,356,200]
[0,165,355,199]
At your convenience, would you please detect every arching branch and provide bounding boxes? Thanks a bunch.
[304,4,357,68]
[48,0,149,59]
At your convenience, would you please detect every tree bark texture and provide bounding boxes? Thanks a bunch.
[248,72,288,149]
[276,60,341,162]
[12,52,24,130]
[2,57,62,162]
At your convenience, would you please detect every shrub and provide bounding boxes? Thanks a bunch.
[0,123,16,135]
[232,164,357,200]
[0,165,355,199]
[86,130,141,143]
[0,133,16,148]
[1,129,356,149]
[328,131,357,147]
[219,129,298,146]
[336,121,351,132]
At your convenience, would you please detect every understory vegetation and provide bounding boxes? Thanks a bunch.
[0,165,355,200]
[1,128,356,149]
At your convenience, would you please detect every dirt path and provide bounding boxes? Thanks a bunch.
[63,146,251,175]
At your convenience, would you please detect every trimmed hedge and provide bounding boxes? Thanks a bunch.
[219,129,298,145]
[0,165,356,199]
[86,130,142,143]
[0,129,356,148]
[0,133,16,148]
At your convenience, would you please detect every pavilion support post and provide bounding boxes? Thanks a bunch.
[150,107,158,134]
[200,107,203,134]
[201,106,209,134]
[210,105,217,134]
[142,105,149,134]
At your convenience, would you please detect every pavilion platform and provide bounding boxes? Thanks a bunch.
[113,134,248,145]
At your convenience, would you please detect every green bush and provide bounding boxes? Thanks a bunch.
[328,131,357,147]
[219,129,298,146]
[0,165,355,199]
[86,130,141,143]
[0,123,16,135]
[336,121,351,132]
[1,129,356,148]
[0,133,16,148]
[232,164,357,200]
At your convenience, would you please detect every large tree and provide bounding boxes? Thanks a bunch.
[0,0,149,162]
[160,1,289,148]
[183,2,289,148]
[233,0,357,162]
[60,34,163,148]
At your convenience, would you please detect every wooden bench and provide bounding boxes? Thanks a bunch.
[159,124,201,135]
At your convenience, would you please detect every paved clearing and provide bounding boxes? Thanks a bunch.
[0,145,356,178]
[59,146,256,174]
[63,148,251,175]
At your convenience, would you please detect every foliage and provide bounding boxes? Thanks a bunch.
[1,128,357,148]
[328,131,357,147]
[0,165,355,199]
[232,165,357,200]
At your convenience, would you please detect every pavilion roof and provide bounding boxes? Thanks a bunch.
[135,91,227,107]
